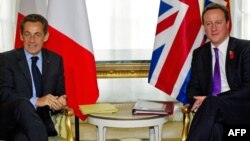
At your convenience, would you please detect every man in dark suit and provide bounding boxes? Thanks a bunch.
[186,3,250,141]
[0,14,66,141]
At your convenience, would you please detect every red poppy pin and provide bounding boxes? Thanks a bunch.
[229,51,235,60]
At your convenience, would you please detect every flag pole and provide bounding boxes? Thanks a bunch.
[75,116,80,141]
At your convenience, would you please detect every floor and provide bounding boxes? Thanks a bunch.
[80,138,181,141]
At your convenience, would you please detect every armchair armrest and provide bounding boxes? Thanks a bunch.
[50,107,74,141]
[63,107,74,141]
[181,105,191,141]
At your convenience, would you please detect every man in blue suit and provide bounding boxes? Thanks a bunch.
[0,14,66,141]
[187,3,250,141]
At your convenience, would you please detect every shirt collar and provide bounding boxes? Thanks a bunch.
[24,49,42,60]
[211,36,229,56]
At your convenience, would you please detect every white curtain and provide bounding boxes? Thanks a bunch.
[241,0,250,39]
[0,0,19,52]
[86,0,159,61]
[1,0,250,54]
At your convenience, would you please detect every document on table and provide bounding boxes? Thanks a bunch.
[132,99,174,115]
[79,103,118,114]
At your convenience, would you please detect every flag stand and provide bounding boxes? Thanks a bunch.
[75,116,79,141]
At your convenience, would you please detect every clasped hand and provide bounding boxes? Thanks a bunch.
[191,96,206,112]
[36,94,67,111]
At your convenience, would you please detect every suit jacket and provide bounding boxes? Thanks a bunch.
[0,48,65,136]
[187,37,250,106]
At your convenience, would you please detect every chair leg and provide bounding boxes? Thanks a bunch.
[181,105,191,141]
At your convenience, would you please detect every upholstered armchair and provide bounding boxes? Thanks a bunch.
[49,107,74,141]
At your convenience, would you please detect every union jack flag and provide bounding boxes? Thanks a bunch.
[148,0,230,104]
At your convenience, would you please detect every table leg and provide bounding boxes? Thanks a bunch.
[154,126,159,141]
[103,127,107,140]
[154,125,163,141]
[97,126,106,141]
[149,127,155,141]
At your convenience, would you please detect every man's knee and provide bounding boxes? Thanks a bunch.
[196,96,220,116]
[13,98,37,119]
[201,96,220,108]
[15,98,34,111]
[10,131,29,141]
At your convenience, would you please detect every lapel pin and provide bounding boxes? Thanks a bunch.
[229,51,235,60]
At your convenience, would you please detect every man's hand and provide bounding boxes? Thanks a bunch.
[52,95,67,111]
[191,96,206,112]
[36,94,66,111]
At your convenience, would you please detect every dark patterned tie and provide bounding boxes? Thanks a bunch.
[212,48,221,96]
[31,56,42,97]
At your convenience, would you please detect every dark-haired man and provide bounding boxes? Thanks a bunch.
[0,14,66,141]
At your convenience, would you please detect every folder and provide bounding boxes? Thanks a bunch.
[132,99,174,115]
[79,103,118,114]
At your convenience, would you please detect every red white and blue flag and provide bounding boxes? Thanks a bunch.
[46,0,99,120]
[148,0,230,104]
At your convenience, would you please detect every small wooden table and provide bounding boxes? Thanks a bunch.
[86,103,168,141]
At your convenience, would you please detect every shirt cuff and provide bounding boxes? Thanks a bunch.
[30,97,38,108]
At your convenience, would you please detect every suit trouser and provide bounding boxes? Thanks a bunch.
[0,98,48,141]
[187,96,250,141]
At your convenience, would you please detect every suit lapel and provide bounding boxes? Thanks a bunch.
[203,45,213,94]
[226,37,237,88]
[42,49,51,92]
[17,49,33,89]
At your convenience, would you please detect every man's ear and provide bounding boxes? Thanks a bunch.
[20,33,24,41]
[226,21,230,30]
[44,32,49,42]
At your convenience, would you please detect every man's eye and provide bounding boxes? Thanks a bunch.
[215,21,223,25]
[35,33,42,37]
[24,33,31,37]
[205,22,211,26]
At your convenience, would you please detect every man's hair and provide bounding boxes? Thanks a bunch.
[202,3,229,23]
[20,14,48,35]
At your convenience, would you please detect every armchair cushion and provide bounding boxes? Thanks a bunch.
[51,113,67,139]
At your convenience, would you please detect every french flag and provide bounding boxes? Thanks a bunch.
[15,0,99,120]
